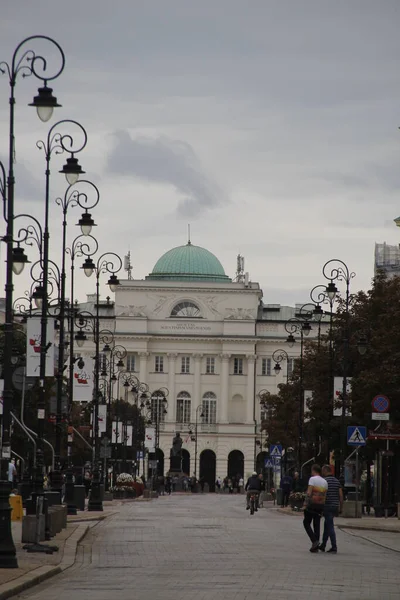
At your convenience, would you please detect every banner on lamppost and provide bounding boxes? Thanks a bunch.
[126,424,133,446]
[26,317,55,377]
[73,357,94,402]
[0,379,3,415]
[145,427,155,452]
[98,404,107,436]
[112,420,122,444]
[333,377,352,417]
[304,390,313,423]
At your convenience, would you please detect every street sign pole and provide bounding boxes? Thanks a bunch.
[355,447,359,518]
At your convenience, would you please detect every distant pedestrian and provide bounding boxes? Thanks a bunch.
[258,474,265,507]
[303,464,327,553]
[84,471,91,498]
[292,471,303,492]
[8,459,17,484]
[216,476,222,493]
[166,475,172,495]
[280,472,293,507]
[238,477,244,494]
[319,465,343,554]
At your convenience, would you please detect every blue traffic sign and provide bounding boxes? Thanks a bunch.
[270,444,282,457]
[347,426,367,446]
[264,459,274,469]
[372,395,390,413]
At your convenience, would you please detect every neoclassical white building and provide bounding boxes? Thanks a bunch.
[91,240,322,489]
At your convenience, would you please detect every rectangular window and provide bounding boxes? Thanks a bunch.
[126,353,136,372]
[155,355,164,373]
[262,358,271,376]
[176,398,191,423]
[202,398,217,424]
[151,395,166,422]
[206,357,215,374]
[233,357,243,375]
[181,356,190,374]
[287,358,294,378]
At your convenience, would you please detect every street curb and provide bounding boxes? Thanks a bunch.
[277,507,400,534]
[340,527,400,553]
[339,524,400,534]
[0,566,62,600]
[0,523,89,600]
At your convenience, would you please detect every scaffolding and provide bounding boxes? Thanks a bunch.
[374,242,400,277]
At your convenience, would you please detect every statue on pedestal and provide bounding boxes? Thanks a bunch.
[170,432,183,457]
[169,432,183,473]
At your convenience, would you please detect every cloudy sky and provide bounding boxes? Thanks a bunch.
[1,1,400,306]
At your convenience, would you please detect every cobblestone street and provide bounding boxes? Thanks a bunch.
[18,495,400,600]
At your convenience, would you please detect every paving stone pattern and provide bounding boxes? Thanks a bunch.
[18,494,400,600]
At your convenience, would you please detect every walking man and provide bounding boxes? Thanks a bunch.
[319,465,343,554]
[303,464,327,552]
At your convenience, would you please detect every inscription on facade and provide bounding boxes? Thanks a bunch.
[160,322,212,333]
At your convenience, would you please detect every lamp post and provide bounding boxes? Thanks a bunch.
[272,349,290,381]
[285,303,315,469]
[321,260,355,476]
[0,35,64,567]
[81,253,122,476]
[188,405,204,482]
[140,389,169,488]
[33,120,87,499]
[54,181,99,474]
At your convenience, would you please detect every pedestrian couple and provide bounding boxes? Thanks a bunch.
[303,464,343,554]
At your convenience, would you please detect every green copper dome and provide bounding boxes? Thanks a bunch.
[147,242,231,282]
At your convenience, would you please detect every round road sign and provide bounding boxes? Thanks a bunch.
[372,395,390,413]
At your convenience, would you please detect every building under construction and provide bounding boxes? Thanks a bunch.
[375,242,400,278]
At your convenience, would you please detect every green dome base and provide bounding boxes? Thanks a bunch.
[146,242,231,283]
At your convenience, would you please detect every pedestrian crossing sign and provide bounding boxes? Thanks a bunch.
[264,459,274,469]
[347,426,367,446]
[270,444,282,457]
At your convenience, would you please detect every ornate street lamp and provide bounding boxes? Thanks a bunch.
[322,259,355,475]
[0,39,65,565]
[285,303,316,469]
[272,349,290,381]
[188,405,204,482]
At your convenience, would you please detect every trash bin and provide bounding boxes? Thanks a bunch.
[276,488,283,506]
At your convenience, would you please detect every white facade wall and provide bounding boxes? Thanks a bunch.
[83,277,325,482]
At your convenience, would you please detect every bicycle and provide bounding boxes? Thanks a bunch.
[249,492,259,515]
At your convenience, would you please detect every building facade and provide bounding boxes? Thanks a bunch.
[83,241,323,489]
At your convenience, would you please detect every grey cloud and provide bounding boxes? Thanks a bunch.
[107,130,226,217]
[0,157,43,203]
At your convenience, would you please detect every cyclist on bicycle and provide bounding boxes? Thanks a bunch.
[245,472,262,510]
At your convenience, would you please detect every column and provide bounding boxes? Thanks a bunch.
[167,353,177,423]
[193,354,202,416]
[139,352,149,384]
[219,353,230,423]
[246,354,256,423]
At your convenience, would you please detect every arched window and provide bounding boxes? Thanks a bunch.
[202,392,217,424]
[171,301,201,318]
[151,390,167,423]
[176,391,191,423]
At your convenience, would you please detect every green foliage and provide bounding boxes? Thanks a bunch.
[264,272,400,461]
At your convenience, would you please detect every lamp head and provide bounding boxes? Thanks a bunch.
[29,85,61,122]
[60,155,85,185]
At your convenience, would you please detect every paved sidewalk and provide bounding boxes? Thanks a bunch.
[0,500,118,600]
